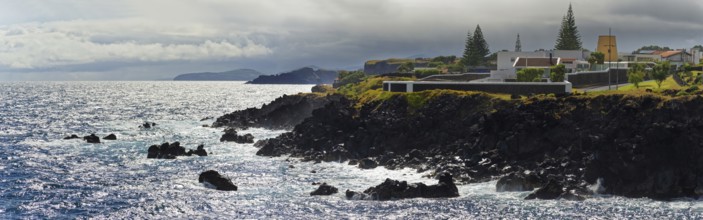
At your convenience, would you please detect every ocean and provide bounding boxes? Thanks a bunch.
[1,81,702,219]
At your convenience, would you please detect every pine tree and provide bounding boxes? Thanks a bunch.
[461,30,473,66]
[471,25,490,65]
[555,4,582,50]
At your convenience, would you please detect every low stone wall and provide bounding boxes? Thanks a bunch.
[567,69,628,88]
[383,81,572,95]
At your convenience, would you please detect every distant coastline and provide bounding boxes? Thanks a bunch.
[173,69,264,81]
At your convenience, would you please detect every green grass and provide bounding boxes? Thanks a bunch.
[617,76,682,91]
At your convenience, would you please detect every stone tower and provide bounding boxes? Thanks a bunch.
[597,35,618,62]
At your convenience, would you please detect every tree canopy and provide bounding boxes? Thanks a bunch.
[651,61,671,88]
[637,45,672,51]
[554,4,582,50]
[462,25,490,66]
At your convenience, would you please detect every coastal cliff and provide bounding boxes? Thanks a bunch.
[174,69,263,81]
[215,77,703,200]
[247,67,338,84]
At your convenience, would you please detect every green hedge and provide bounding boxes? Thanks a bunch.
[517,68,544,82]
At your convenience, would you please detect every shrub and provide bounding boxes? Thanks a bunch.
[550,64,566,82]
[428,62,445,68]
[628,63,645,88]
[397,62,414,73]
[517,68,544,82]
[336,71,367,88]
[446,63,465,73]
[651,61,671,88]
[590,52,605,64]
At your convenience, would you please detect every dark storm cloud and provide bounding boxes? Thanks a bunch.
[0,0,701,80]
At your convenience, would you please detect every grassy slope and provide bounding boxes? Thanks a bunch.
[617,76,682,91]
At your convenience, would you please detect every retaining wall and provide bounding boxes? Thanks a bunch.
[383,81,572,95]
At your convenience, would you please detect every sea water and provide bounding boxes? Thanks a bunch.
[1,81,702,219]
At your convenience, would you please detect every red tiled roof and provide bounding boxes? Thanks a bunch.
[653,50,690,58]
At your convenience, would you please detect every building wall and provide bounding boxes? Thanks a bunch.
[597,36,619,62]
[496,51,547,70]
[383,81,572,95]
[553,50,589,60]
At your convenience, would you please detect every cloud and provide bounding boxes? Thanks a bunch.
[0,19,271,69]
[0,0,702,80]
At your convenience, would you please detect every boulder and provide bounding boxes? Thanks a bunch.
[147,142,206,159]
[141,122,156,129]
[346,172,459,201]
[358,158,378,169]
[83,134,100,144]
[63,134,80,140]
[199,170,238,191]
[103,134,117,140]
[220,128,255,144]
[496,172,542,192]
[310,183,338,196]
[525,180,564,200]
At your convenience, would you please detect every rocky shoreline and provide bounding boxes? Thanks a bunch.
[214,90,703,200]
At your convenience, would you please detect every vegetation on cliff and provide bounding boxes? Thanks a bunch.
[215,70,703,201]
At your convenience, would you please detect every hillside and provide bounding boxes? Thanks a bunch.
[173,69,264,81]
[247,67,338,84]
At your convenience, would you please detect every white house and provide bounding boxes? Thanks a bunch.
[658,50,693,67]
[492,50,590,80]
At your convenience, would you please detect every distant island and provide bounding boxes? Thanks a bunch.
[247,67,338,84]
[173,69,264,81]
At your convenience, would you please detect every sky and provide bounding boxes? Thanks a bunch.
[0,0,702,80]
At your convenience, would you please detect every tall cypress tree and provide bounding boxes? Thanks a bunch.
[555,4,582,50]
[461,30,474,66]
[471,25,490,65]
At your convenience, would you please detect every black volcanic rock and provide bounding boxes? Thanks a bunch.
[83,134,100,144]
[213,93,344,130]
[103,134,117,140]
[247,67,338,84]
[525,180,564,200]
[140,122,156,129]
[358,158,378,169]
[346,173,459,200]
[199,170,238,191]
[147,142,207,159]
[219,128,255,143]
[174,69,264,81]
[187,144,208,157]
[310,183,338,196]
[243,91,703,200]
[63,134,80,140]
[496,172,542,192]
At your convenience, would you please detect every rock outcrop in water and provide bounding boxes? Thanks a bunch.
[103,134,117,140]
[219,128,255,143]
[241,90,703,200]
[346,173,459,200]
[310,183,338,196]
[199,170,238,191]
[212,93,344,130]
[63,134,80,140]
[83,134,100,144]
[147,142,207,159]
[140,122,156,129]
